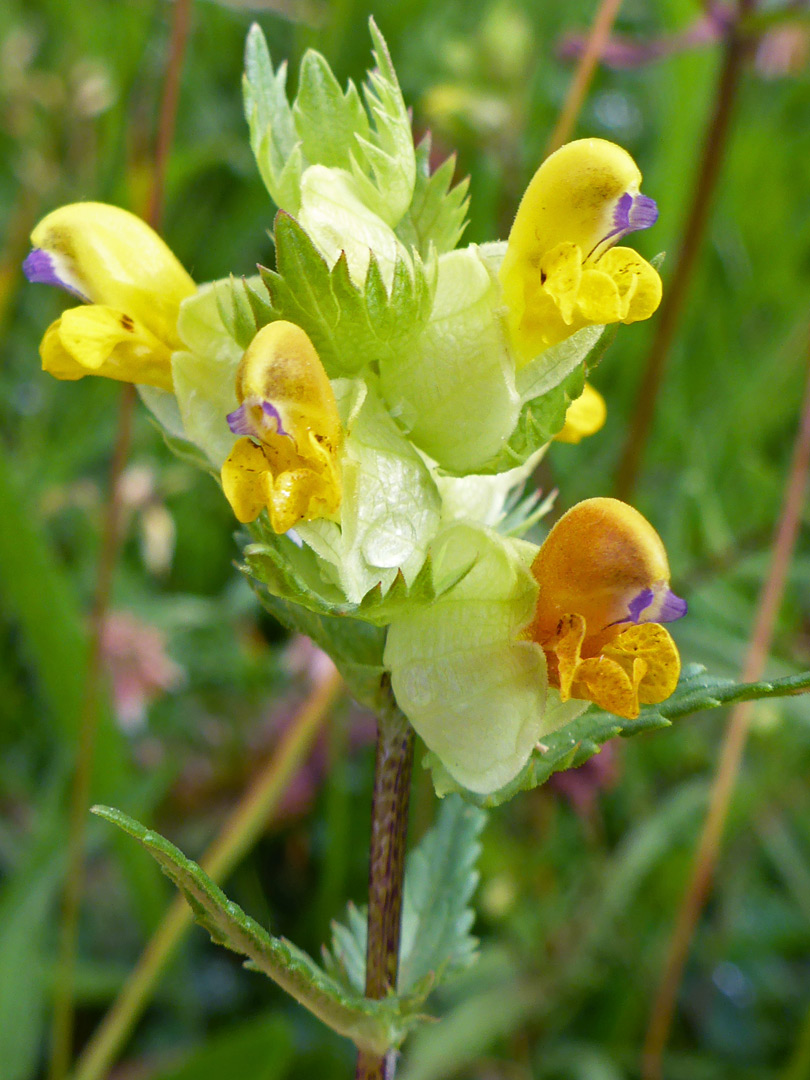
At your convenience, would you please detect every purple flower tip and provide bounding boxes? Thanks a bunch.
[628,193,658,232]
[227,399,288,439]
[611,191,659,238]
[614,584,688,628]
[657,588,688,623]
[23,248,89,301]
[227,403,254,436]
[627,587,655,623]
[262,400,287,437]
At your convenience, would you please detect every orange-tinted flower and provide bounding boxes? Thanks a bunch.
[525,497,686,719]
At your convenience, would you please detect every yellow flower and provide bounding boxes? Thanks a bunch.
[24,203,195,390]
[221,321,342,533]
[500,139,662,366]
[555,382,607,444]
[525,497,686,719]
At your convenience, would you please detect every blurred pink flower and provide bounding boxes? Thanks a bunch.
[549,741,620,814]
[101,611,185,730]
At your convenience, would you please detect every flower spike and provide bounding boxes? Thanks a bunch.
[221,321,342,533]
[500,139,662,365]
[24,202,195,390]
[526,497,686,719]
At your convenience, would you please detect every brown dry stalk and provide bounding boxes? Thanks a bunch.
[615,5,752,501]
[48,2,194,1077]
[545,0,624,157]
[642,342,810,1080]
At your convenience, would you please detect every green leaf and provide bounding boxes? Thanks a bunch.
[448,664,810,808]
[473,324,616,475]
[92,806,425,1055]
[256,213,435,379]
[472,366,585,476]
[325,796,485,997]
[243,23,303,212]
[349,18,416,227]
[398,796,485,993]
[293,50,369,172]
[250,587,390,711]
[396,133,470,258]
[640,664,810,722]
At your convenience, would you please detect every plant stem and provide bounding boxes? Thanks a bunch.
[72,665,342,1080]
[48,3,194,1077]
[614,2,752,502]
[546,0,625,157]
[356,681,415,1080]
[642,339,810,1080]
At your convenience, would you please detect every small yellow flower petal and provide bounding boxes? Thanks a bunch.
[539,242,582,325]
[221,322,342,532]
[541,614,679,719]
[30,203,195,348]
[41,306,174,390]
[576,268,624,324]
[221,437,274,524]
[601,623,681,705]
[598,246,663,324]
[555,383,607,444]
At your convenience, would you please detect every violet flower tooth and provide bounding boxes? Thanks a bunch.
[227,399,289,440]
[23,248,90,301]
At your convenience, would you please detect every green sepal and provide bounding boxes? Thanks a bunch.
[252,213,435,379]
[243,24,302,213]
[138,386,218,476]
[473,324,616,475]
[440,664,810,808]
[395,133,469,258]
[91,806,425,1055]
[243,527,475,627]
[324,795,485,996]
[348,18,416,228]
[292,50,369,172]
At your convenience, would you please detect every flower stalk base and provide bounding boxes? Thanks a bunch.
[356,680,414,1080]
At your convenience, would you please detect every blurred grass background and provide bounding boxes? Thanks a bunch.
[1,1,810,1078]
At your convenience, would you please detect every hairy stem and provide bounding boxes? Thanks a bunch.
[48,3,194,1077]
[71,665,342,1080]
[615,4,752,501]
[642,340,810,1080]
[356,681,415,1080]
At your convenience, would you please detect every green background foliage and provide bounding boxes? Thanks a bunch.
[1,0,810,1078]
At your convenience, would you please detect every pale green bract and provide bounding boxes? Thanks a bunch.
[384,524,549,795]
[136,19,619,799]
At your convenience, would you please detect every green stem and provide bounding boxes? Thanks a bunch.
[356,680,414,1080]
